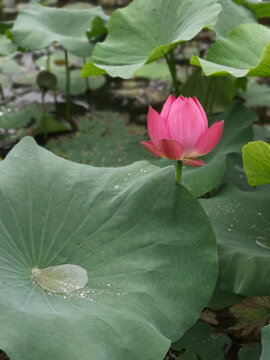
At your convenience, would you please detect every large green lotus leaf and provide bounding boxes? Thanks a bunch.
[47,111,156,166]
[0,137,218,360]
[172,322,231,359]
[200,184,270,296]
[243,141,270,186]
[212,0,256,38]
[10,1,109,57]
[179,101,256,197]
[191,23,270,77]
[81,0,221,79]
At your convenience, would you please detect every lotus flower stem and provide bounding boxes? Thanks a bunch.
[0,84,4,101]
[41,90,47,142]
[165,49,180,97]
[64,49,71,123]
[46,47,51,72]
[83,58,90,91]
[175,160,182,184]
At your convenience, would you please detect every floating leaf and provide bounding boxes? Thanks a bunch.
[0,104,41,130]
[47,111,155,166]
[82,0,221,78]
[200,184,270,296]
[172,322,231,359]
[191,23,270,77]
[11,1,109,57]
[212,0,256,38]
[0,137,217,360]
[34,114,71,136]
[243,141,270,186]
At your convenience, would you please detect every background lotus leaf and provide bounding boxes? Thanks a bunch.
[82,0,221,78]
[10,1,109,57]
[212,0,256,38]
[234,0,270,18]
[191,23,270,77]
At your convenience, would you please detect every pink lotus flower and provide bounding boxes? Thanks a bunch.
[141,95,224,167]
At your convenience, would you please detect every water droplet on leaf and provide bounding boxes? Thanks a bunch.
[31,264,89,294]
[255,234,270,250]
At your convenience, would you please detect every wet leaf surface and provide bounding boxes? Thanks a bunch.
[0,137,218,360]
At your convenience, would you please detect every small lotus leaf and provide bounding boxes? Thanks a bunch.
[242,141,270,186]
